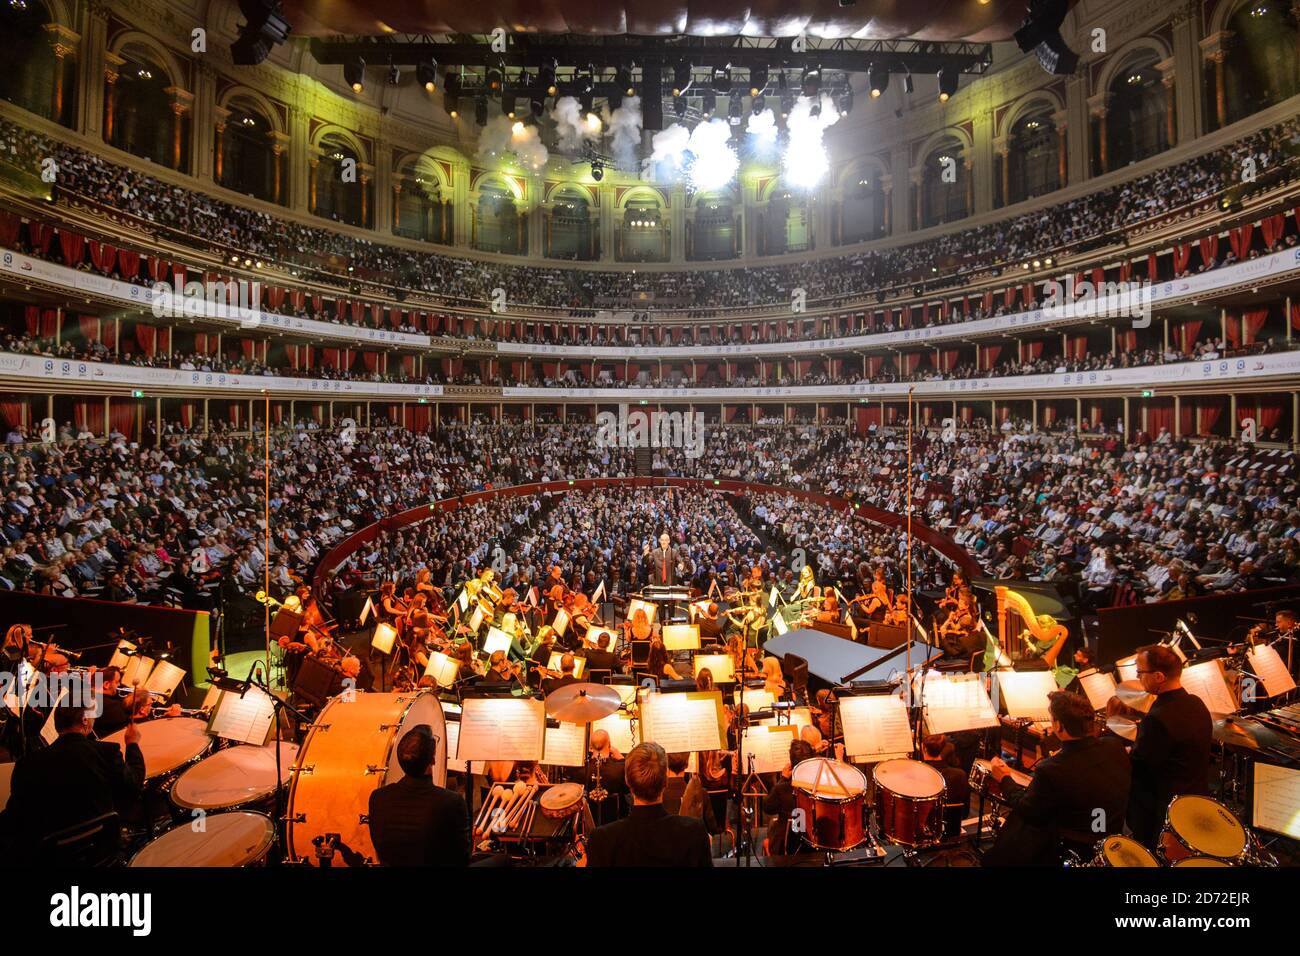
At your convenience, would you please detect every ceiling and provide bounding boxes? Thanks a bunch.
[279,0,1047,43]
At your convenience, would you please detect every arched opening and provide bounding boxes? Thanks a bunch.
[1005,105,1061,205]
[1221,2,1300,126]
[839,169,886,244]
[546,187,595,261]
[689,192,738,261]
[108,48,187,171]
[0,1,74,126]
[219,98,278,204]
[1103,51,1170,171]
[474,180,523,255]
[761,189,811,256]
[618,197,667,262]
[313,133,368,227]
[920,138,968,228]
[394,161,452,244]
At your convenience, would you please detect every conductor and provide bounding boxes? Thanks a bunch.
[647,533,680,586]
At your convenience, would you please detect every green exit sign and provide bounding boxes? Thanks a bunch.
[131,389,145,398]
[1141,390,1154,398]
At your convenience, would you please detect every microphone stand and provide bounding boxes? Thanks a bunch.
[246,663,314,858]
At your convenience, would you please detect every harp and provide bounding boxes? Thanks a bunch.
[995,586,1068,660]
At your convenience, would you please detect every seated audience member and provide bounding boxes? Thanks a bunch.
[585,742,713,867]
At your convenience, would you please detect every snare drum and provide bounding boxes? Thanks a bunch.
[171,742,299,813]
[104,717,212,785]
[1089,835,1159,867]
[791,757,867,851]
[1158,795,1248,865]
[540,782,586,820]
[969,758,1032,802]
[128,811,274,867]
[1171,856,1232,867]
[873,759,946,848]
[286,691,447,866]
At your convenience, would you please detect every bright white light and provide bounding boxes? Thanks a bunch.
[747,108,778,146]
[685,118,739,191]
[782,94,842,190]
[585,112,602,131]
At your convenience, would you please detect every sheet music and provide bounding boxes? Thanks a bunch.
[206,686,274,745]
[996,671,1057,722]
[740,687,775,711]
[359,597,373,626]
[143,660,185,699]
[109,640,136,671]
[591,711,637,754]
[662,624,701,651]
[1181,659,1238,716]
[551,608,570,638]
[122,655,154,688]
[456,697,546,762]
[467,605,485,632]
[543,721,588,767]
[483,626,512,656]
[1248,645,1297,698]
[1079,669,1118,711]
[456,589,469,612]
[445,718,468,773]
[693,654,734,682]
[626,598,656,624]
[1115,655,1139,682]
[742,724,799,774]
[1252,762,1300,840]
[839,694,914,760]
[39,686,69,746]
[758,707,814,730]
[547,651,585,678]
[916,671,998,734]
[640,691,725,753]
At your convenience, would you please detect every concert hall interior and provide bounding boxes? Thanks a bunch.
[4,0,1300,882]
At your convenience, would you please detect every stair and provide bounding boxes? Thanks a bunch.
[634,445,653,476]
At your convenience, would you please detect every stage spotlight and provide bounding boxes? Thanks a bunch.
[417,59,438,93]
[702,91,717,115]
[749,65,768,97]
[752,94,766,115]
[712,65,732,94]
[903,71,914,95]
[938,68,959,102]
[343,57,365,93]
[586,111,602,132]
[868,63,888,98]
[487,69,502,91]
[231,0,291,66]
[540,60,558,97]
[617,66,634,97]
[590,162,604,182]
[643,66,663,130]
[502,92,516,118]
[1014,0,1079,76]
[673,97,687,118]
[386,61,401,86]
[728,96,742,125]
[672,61,692,96]
[837,88,854,115]
[444,93,459,118]
[780,92,794,117]
[801,66,821,97]
[474,96,488,127]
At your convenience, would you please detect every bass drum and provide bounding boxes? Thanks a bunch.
[286,691,446,867]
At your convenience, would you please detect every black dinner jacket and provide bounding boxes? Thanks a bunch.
[367,774,469,867]
[1128,686,1212,842]
[585,802,713,867]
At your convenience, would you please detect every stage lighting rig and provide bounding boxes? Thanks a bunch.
[231,0,290,66]
[343,57,365,93]
[938,67,958,102]
[1014,0,1079,75]
[416,59,438,93]
[867,63,888,98]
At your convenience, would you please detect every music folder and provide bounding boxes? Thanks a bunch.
[456,697,546,762]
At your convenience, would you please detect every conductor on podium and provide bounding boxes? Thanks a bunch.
[647,533,680,586]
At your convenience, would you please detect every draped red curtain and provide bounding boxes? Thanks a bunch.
[102,321,116,350]
[28,223,53,255]
[1229,224,1253,260]
[1147,401,1174,436]
[1147,253,1159,281]
[240,339,255,360]
[135,325,157,356]
[1026,340,1044,360]
[0,211,20,247]
[361,352,378,373]
[88,239,118,274]
[59,230,85,267]
[1172,243,1192,274]
[76,315,99,342]
[1198,235,1218,266]
[266,286,285,311]
[1241,309,1268,345]
[1117,329,1137,351]
[117,249,141,281]
[1259,214,1285,249]
[1178,320,1202,352]
[0,400,24,430]
[1292,301,1300,332]
[983,345,1002,367]
[1198,402,1223,435]
[402,355,415,376]
[73,400,104,434]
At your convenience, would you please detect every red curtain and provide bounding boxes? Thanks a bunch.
[1198,235,1218,266]
[59,230,85,267]
[117,249,141,280]
[0,211,20,247]
[135,325,157,356]
[1198,402,1223,435]
[402,355,415,376]
[76,315,99,342]
[266,286,285,311]
[1147,253,1159,281]
[1003,287,1016,309]
[350,300,364,323]
[1225,314,1240,349]
[1292,301,1300,332]
[1147,400,1174,436]
[1117,329,1137,351]
[1178,319,1202,352]
[1229,224,1253,260]
[1026,341,1044,360]
[89,239,118,274]
[983,345,1003,367]
[1260,214,1286,249]
[1257,397,1284,431]
[361,352,378,373]
[240,339,255,360]
[0,400,23,430]
[322,348,340,368]
[73,400,105,434]
[982,291,993,312]
[1172,243,1192,274]
[28,223,53,255]
[102,321,116,351]
[1241,308,1268,345]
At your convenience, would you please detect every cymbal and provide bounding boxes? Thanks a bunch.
[545,682,621,723]
[1115,680,1155,713]
[1213,717,1261,751]
[1106,716,1139,742]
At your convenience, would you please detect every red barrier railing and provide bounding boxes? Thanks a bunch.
[311,478,978,595]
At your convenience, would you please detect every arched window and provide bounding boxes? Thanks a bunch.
[109,51,187,171]
[394,165,451,244]
[219,100,278,204]
[547,188,595,261]
[1104,52,1169,170]
[313,134,367,227]
[920,138,968,228]
[474,181,522,254]
[840,170,886,244]
[619,198,667,262]
[0,1,74,126]
[761,190,811,256]
[1006,106,1061,204]
[689,193,738,261]
[1222,2,1300,126]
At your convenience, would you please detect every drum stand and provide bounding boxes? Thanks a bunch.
[247,667,315,857]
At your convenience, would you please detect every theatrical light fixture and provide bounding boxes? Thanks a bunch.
[728,96,742,125]
[343,56,365,93]
[231,0,291,66]
[1015,0,1079,76]
[416,59,438,93]
[387,62,401,86]
[837,88,854,115]
[702,91,717,114]
[673,97,687,118]
[590,161,604,182]
[903,71,915,95]
[672,62,692,96]
[749,65,768,97]
[712,65,732,94]
[800,66,821,97]
[868,63,888,98]
[502,92,516,117]
[487,69,502,91]
[617,66,634,96]
[444,92,458,118]
[541,60,558,96]
[474,95,488,127]
[938,67,959,102]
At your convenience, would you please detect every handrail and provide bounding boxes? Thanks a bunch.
[309,476,980,598]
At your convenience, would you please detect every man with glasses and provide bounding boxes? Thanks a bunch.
[1126,644,1212,848]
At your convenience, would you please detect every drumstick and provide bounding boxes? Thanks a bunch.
[475,785,504,831]
[506,784,536,829]
[497,788,526,832]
